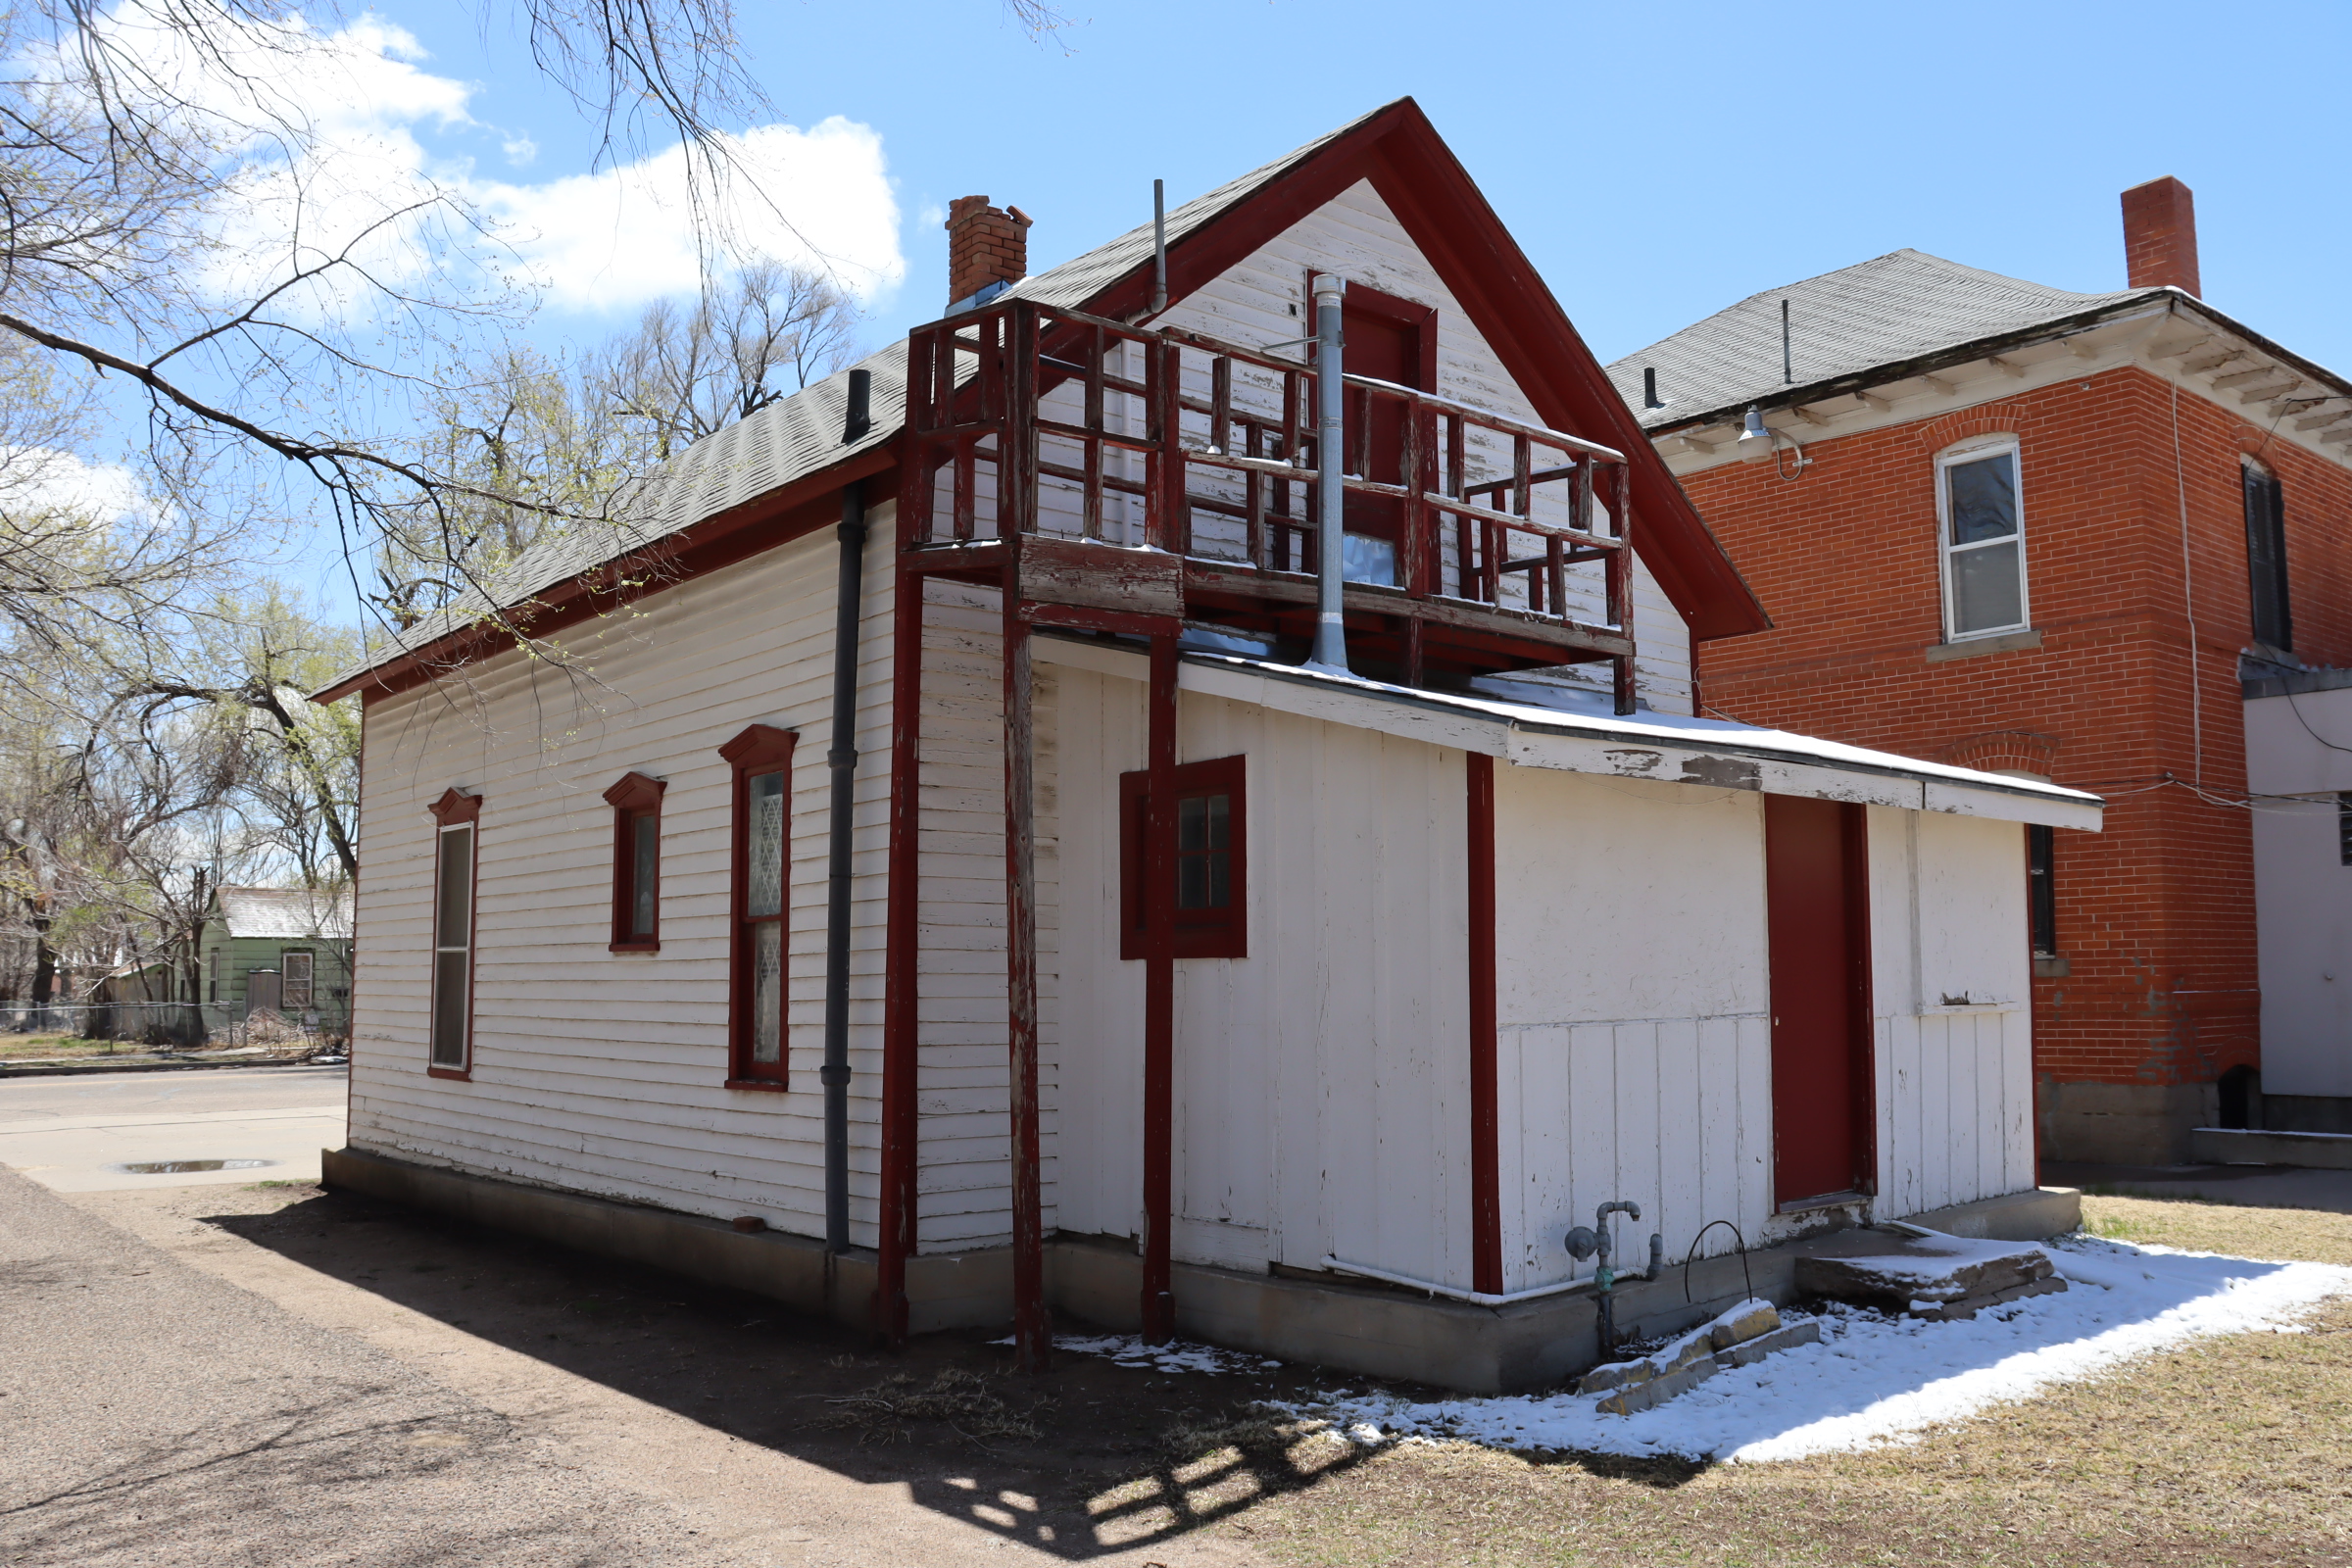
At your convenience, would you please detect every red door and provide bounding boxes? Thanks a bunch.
[1333,285,1430,583]
[1765,795,1875,1205]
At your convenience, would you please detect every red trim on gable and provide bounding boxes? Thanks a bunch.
[314,447,899,705]
[1106,100,1768,642]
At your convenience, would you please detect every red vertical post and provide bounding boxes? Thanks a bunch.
[1140,631,1179,1343]
[1466,751,1502,1297]
[876,554,925,1348]
[1003,571,1048,1372]
[1609,463,1637,715]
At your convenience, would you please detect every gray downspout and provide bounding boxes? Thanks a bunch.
[823,368,872,1254]
[1304,272,1349,673]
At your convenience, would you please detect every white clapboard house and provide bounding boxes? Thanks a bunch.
[318,100,2101,1390]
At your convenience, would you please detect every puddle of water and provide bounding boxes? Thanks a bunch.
[109,1157,277,1175]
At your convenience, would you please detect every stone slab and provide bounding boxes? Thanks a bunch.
[1595,1354,1716,1416]
[1713,1318,1821,1368]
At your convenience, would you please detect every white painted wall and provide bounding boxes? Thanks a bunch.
[348,516,897,1244]
[2247,690,2352,1097]
[1867,808,2036,1215]
[1051,662,1476,1284]
[1491,765,1772,1295]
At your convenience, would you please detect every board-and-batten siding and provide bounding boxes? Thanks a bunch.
[1151,179,1696,715]
[1490,764,1774,1295]
[1869,808,2036,1216]
[349,517,897,1244]
[1051,664,1477,1288]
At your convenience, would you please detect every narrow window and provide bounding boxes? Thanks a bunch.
[426,788,482,1075]
[2243,461,2292,653]
[1937,440,2029,639]
[2338,793,2352,867]
[2026,825,2057,959]
[207,946,219,1004]
[603,771,667,953]
[719,724,797,1087]
[1121,755,1248,960]
[281,950,315,1009]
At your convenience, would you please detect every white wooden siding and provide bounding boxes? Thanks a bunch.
[1051,665,1476,1285]
[1491,764,1773,1294]
[349,515,898,1245]
[1868,808,2036,1215]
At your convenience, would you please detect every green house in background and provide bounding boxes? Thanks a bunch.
[198,886,355,1037]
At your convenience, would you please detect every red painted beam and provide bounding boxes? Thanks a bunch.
[1140,632,1179,1344]
[1466,751,1502,1298]
[1003,568,1050,1373]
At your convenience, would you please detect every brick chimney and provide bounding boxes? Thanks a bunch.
[2122,175,2201,297]
[945,195,1033,311]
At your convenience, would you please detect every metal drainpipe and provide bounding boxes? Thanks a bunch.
[1304,272,1348,673]
[823,368,872,1254]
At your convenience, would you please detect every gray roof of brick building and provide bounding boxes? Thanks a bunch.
[1604,249,2160,431]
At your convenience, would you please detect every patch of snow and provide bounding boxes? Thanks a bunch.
[1281,1239,2352,1464]
[995,1333,1282,1377]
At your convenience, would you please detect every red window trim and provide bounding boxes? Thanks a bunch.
[603,771,667,954]
[424,789,482,1080]
[1121,755,1247,960]
[719,724,797,1086]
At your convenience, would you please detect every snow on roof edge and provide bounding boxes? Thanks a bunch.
[1176,650,2103,812]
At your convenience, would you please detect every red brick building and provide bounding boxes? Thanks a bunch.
[1610,181,2352,1163]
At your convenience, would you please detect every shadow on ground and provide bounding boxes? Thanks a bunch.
[197,1185,1437,1557]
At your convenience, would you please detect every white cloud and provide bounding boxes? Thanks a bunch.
[1,447,149,523]
[479,118,905,314]
[37,9,903,323]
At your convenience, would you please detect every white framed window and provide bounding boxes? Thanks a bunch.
[1936,437,2030,640]
[280,950,315,1009]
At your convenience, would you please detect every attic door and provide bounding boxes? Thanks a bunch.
[1764,796,1876,1206]
[1329,282,1434,586]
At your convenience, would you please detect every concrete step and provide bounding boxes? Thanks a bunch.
[2187,1126,2352,1170]
[1794,1229,2062,1315]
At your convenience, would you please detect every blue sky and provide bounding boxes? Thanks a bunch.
[270,0,2352,604]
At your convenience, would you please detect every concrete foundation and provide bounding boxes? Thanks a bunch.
[2186,1126,2352,1170]
[2038,1079,2217,1165]
[323,1145,2082,1396]
[2260,1094,2352,1137]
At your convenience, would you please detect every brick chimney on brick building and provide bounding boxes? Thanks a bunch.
[945,195,1033,311]
[2122,175,2201,297]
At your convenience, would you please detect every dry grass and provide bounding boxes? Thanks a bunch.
[818,1367,1049,1448]
[1214,1195,2352,1567]
[0,1033,136,1060]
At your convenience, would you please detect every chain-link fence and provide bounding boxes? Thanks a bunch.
[1,998,349,1052]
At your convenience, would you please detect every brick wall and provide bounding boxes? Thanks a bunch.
[1688,364,2352,1102]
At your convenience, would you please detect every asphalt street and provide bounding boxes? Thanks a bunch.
[0,1068,1273,1568]
[0,1064,348,1191]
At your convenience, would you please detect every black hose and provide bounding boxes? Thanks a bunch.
[1682,1219,1754,1305]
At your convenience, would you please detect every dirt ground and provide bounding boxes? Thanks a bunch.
[37,1181,2352,1567]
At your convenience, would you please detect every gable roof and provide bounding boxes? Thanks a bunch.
[209,886,353,942]
[318,99,1765,705]
[1606,249,2157,433]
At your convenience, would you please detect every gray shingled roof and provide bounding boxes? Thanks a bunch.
[319,104,1396,698]
[214,886,354,941]
[1605,249,2157,430]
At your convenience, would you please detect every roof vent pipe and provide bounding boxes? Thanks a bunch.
[1642,367,1664,410]
[842,367,871,445]
[1151,178,1167,317]
[1303,272,1350,674]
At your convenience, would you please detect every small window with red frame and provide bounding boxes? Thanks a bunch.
[1121,756,1247,960]
[718,725,796,1086]
[603,772,666,953]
